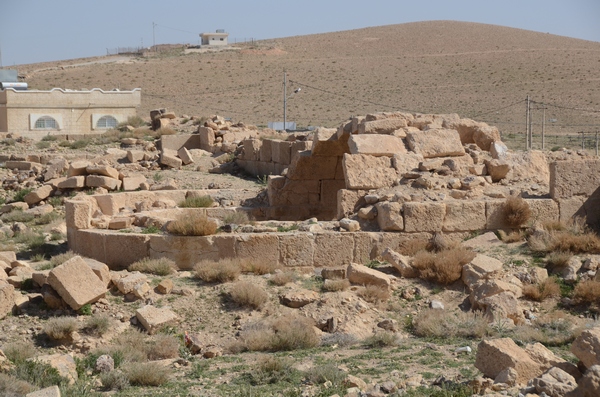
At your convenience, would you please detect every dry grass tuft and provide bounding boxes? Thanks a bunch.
[100,370,129,391]
[44,316,78,341]
[357,285,390,303]
[522,278,561,302]
[503,196,531,227]
[545,251,572,271]
[128,257,176,276]
[166,212,217,236]
[235,315,319,352]
[241,260,279,275]
[2,341,36,363]
[0,373,36,396]
[147,334,180,361]
[412,247,476,285]
[83,314,111,336]
[194,259,241,283]
[398,238,429,256]
[412,309,488,338]
[429,232,449,252]
[228,281,268,309]
[529,218,600,255]
[270,271,297,286]
[322,279,350,292]
[573,280,600,306]
[49,250,76,268]
[124,362,171,386]
[179,195,213,208]
[363,332,399,348]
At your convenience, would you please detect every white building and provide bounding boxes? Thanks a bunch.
[200,30,229,46]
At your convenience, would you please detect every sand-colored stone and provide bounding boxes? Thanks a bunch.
[550,159,600,199]
[348,134,406,157]
[571,326,600,369]
[406,129,466,158]
[403,202,446,232]
[347,263,391,288]
[475,338,545,385]
[375,201,404,231]
[443,200,486,232]
[343,154,397,190]
[47,256,107,310]
[136,304,178,334]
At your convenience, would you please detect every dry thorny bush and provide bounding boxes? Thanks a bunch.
[228,281,269,309]
[503,196,532,227]
[195,259,241,283]
[522,277,561,302]
[166,211,217,236]
[412,246,476,285]
[412,309,488,339]
[128,257,176,276]
[528,218,600,255]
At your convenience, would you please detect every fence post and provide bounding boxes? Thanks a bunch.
[582,132,585,150]
[596,131,599,157]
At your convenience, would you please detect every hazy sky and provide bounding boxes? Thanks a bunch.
[1,0,599,66]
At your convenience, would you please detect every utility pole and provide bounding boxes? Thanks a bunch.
[0,45,3,68]
[283,70,287,131]
[153,22,156,51]
[596,131,599,157]
[526,95,530,150]
[542,106,546,150]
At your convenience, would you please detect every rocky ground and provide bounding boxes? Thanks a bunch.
[1,130,600,397]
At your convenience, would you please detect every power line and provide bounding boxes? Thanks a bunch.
[153,23,198,36]
[530,100,600,114]
[470,99,526,118]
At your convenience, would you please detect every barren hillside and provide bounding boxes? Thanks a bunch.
[18,21,600,136]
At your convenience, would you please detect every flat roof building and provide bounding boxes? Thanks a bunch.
[200,30,229,46]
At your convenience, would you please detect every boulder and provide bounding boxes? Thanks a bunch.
[86,164,119,180]
[279,289,319,308]
[485,159,511,182]
[85,175,120,190]
[343,154,397,190]
[347,263,391,288]
[475,338,545,385]
[47,256,107,310]
[462,254,504,289]
[571,327,600,369]
[26,385,61,397]
[24,185,54,206]
[359,118,408,134]
[0,283,15,319]
[115,272,148,295]
[159,150,183,169]
[67,160,90,177]
[533,367,577,397]
[177,147,195,165]
[127,150,145,163]
[57,176,85,189]
[473,125,501,151]
[578,365,600,397]
[375,201,404,231]
[32,354,77,384]
[122,175,147,191]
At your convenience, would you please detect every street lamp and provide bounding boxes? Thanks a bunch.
[283,70,301,131]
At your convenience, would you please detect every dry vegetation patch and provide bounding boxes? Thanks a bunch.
[233,315,319,352]
[412,247,476,285]
[195,259,241,283]
[128,257,176,275]
[412,310,488,339]
[503,196,531,227]
[228,281,268,309]
[522,277,561,302]
[166,212,217,236]
[44,316,78,341]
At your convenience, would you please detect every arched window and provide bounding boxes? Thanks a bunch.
[96,115,118,129]
[34,116,59,129]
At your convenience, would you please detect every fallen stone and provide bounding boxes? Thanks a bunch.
[177,147,195,165]
[0,283,15,319]
[339,218,360,232]
[85,175,120,190]
[279,289,319,308]
[156,279,174,294]
[347,263,391,289]
[57,176,85,189]
[578,365,600,397]
[127,150,145,163]
[348,134,406,157]
[86,164,119,180]
[462,254,504,289]
[406,129,466,158]
[122,175,147,191]
[26,385,61,397]
[571,326,600,369]
[136,305,178,334]
[47,256,107,310]
[381,248,417,278]
[159,150,182,169]
[321,268,346,280]
[533,367,577,397]
[475,338,545,385]
[33,354,77,384]
[24,185,54,206]
[95,354,114,373]
[115,272,148,295]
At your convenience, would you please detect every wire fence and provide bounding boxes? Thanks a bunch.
[502,131,600,154]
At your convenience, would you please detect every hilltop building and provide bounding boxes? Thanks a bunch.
[0,87,141,138]
[200,30,229,46]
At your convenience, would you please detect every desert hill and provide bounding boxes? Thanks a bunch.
[19,21,600,136]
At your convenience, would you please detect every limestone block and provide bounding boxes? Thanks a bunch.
[462,254,503,289]
[271,140,292,165]
[1,202,29,213]
[311,127,349,156]
[86,164,119,180]
[443,201,486,232]
[136,305,177,334]
[24,185,54,206]
[313,233,354,267]
[279,289,319,308]
[375,201,404,231]
[321,267,346,279]
[526,199,559,226]
[287,151,338,180]
[403,202,446,232]
[242,139,261,161]
[259,139,273,162]
[484,159,511,182]
[406,129,466,158]
[235,234,279,265]
[485,200,511,230]
[557,196,587,223]
[32,354,77,384]
[198,127,215,149]
[381,247,417,278]
[279,233,315,267]
[348,134,406,157]
[159,150,183,169]
[26,204,54,217]
[0,251,16,264]
[470,279,522,309]
[86,175,120,190]
[115,272,148,295]
[0,283,15,319]
[67,161,90,177]
[490,141,509,159]
[291,141,312,163]
[157,279,173,294]
[177,147,194,165]
[577,365,600,397]
[26,385,61,397]
[65,200,91,230]
[358,118,408,134]
[127,150,145,163]
[473,125,501,151]
[321,179,346,209]
[104,233,151,269]
[343,154,397,190]
[47,256,107,310]
[148,234,234,270]
[339,218,360,232]
[475,338,545,385]
[108,217,132,230]
[337,189,367,219]
[571,326,600,368]
[57,176,85,189]
[347,263,391,288]
[83,258,111,288]
[550,159,600,199]
[122,175,147,191]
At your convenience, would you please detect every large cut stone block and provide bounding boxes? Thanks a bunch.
[0,283,15,319]
[287,151,338,180]
[259,139,273,162]
[375,201,404,231]
[403,202,446,232]
[86,164,119,180]
[279,233,315,267]
[57,176,85,189]
[24,185,54,206]
[271,140,292,164]
[311,127,349,157]
[321,179,346,208]
[406,129,466,158]
[557,196,586,223]
[443,201,486,232]
[198,127,215,150]
[526,199,559,226]
[235,234,280,265]
[337,189,367,220]
[343,154,397,189]
[65,200,91,229]
[47,256,107,310]
[347,263,391,288]
[86,175,120,190]
[242,139,261,161]
[313,233,354,267]
[358,118,408,134]
[136,305,177,334]
[550,160,600,199]
[348,134,406,157]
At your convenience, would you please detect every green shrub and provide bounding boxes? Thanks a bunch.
[100,370,129,391]
[0,373,36,396]
[223,211,250,225]
[13,188,32,203]
[36,141,51,149]
[69,139,90,149]
[1,210,34,223]
[41,135,58,142]
[12,360,67,389]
